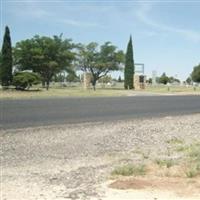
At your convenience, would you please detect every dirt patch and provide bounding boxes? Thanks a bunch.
[109,177,200,198]
[109,178,152,189]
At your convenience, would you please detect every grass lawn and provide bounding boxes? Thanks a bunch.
[0,84,200,99]
[146,85,200,93]
[0,86,130,99]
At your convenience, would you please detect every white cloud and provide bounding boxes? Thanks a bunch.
[59,19,104,28]
[136,2,200,42]
[8,1,103,28]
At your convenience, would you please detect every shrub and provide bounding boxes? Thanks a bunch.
[111,164,146,176]
[155,159,175,168]
[13,72,41,90]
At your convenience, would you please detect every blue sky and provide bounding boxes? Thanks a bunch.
[1,0,200,80]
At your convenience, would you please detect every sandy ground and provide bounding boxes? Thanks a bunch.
[1,114,200,200]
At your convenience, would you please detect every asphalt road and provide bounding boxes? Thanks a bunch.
[1,95,200,129]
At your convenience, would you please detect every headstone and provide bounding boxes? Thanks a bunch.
[134,74,146,90]
[83,73,91,89]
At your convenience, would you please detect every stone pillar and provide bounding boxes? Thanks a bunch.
[134,74,146,90]
[83,72,91,89]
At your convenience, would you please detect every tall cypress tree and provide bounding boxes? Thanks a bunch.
[0,26,13,86]
[124,36,134,89]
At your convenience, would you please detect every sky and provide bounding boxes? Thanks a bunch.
[1,0,200,80]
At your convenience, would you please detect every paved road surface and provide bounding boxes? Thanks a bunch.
[1,95,200,129]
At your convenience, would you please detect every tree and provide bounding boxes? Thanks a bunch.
[186,77,192,85]
[0,26,13,86]
[66,71,80,82]
[13,72,41,90]
[168,76,180,84]
[99,75,112,83]
[76,42,124,90]
[159,73,169,85]
[118,75,122,82]
[147,78,152,84]
[191,64,200,83]
[124,36,134,89]
[14,35,75,90]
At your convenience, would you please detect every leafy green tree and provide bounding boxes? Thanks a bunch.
[186,77,192,85]
[159,73,169,85]
[76,42,124,90]
[66,71,80,82]
[118,75,122,82]
[147,78,152,84]
[191,64,200,83]
[0,26,13,86]
[168,76,180,84]
[14,35,75,90]
[53,73,65,82]
[124,36,134,89]
[99,75,112,83]
[13,72,41,90]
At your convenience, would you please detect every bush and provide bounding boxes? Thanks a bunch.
[111,164,146,176]
[191,64,200,83]
[13,72,41,90]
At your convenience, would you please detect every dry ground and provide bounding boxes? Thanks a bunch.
[1,114,200,200]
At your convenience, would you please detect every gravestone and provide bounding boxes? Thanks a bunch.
[134,74,146,90]
[83,72,91,89]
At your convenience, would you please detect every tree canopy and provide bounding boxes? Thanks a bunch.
[124,36,134,89]
[76,42,124,90]
[14,35,75,90]
[159,73,169,85]
[191,64,200,83]
[0,26,13,86]
[13,71,41,90]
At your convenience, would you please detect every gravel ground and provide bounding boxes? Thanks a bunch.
[1,114,200,200]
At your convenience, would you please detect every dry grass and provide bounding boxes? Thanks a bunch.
[111,164,146,177]
[0,87,129,99]
[146,85,200,94]
[1,83,200,99]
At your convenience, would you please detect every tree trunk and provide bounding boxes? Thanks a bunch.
[91,79,96,91]
[42,80,46,88]
[46,80,49,90]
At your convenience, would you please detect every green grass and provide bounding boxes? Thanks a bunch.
[173,142,200,178]
[187,143,200,162]
[167,138,184,145]
[1,83,200,99]
[185,163,200,178]
[111,164,146,176]
[175,145,189,152]
[155,159,175,168]
[0,86,129,99]
[146,85,200,93]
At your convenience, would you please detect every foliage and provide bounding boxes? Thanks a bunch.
[124,36,134,89]
[159,73,169,85]
[168,76,180,84]
[147,78,152,84]
[158,73,180,85]
[0,26,13,86]
[13,71,41,90]
[76,42,124,90]
[14,35,75,90]
[155,159,175,168]
[99,75,112,83]
[66,71,80,82]
[191,64,200,83]
[118,75,122,82]
[111,164,146,176]
[186,77,192,85]
[53,73,65,82]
